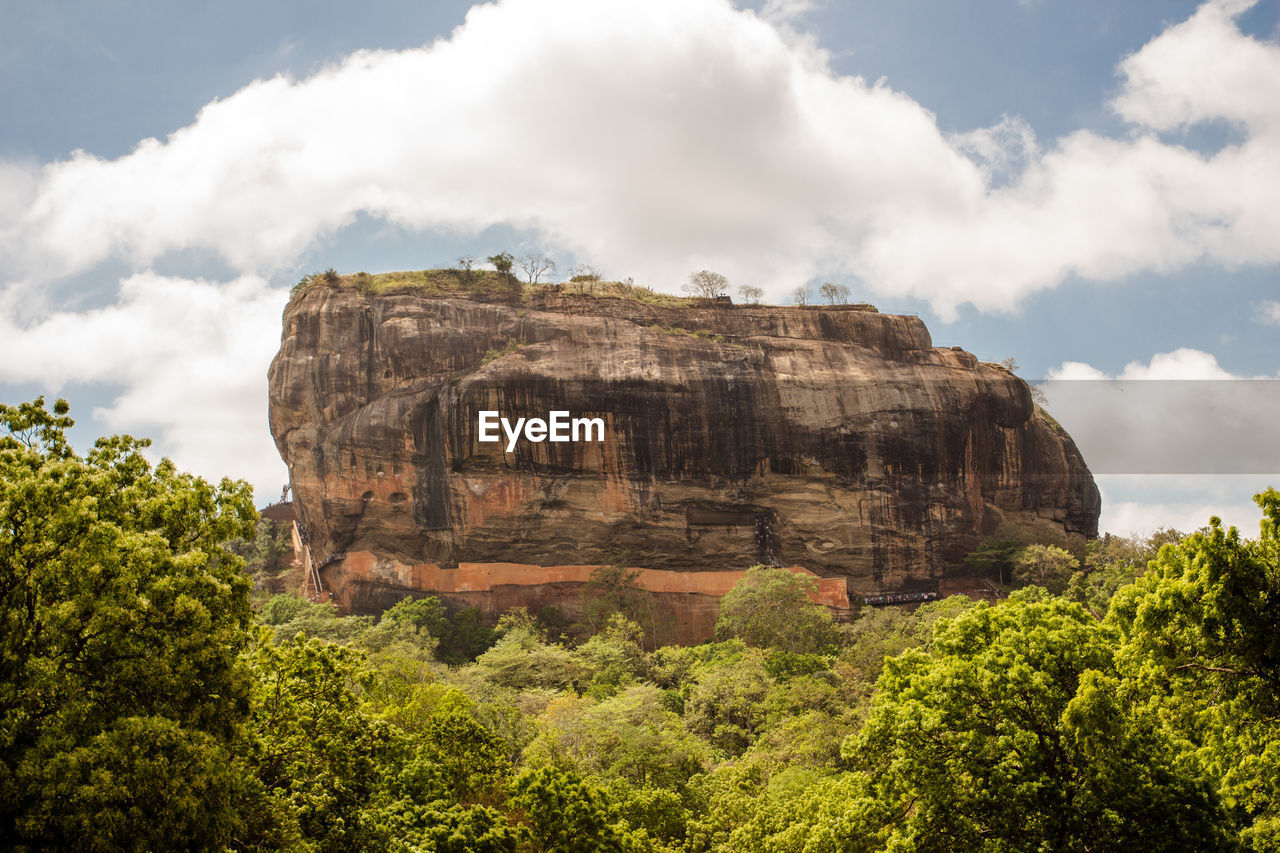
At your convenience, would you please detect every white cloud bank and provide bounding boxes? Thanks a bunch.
[2,0,1277,316]
[1096,476,1272,539]
[1,0,1277,503]
[1044,348,1278,538]
[1258,300,1280,326]
[1040,348,1279,477]
[0,273,289,498]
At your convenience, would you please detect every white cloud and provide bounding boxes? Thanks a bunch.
[1048,347,1253,382]
[761,0,817,25]
[1096,474,1274,538]
[1258,299,1280,326]
[1,0,1277,504]
[1041,348,1279,478]
[1112,0,1280,133]
[1116,347,1237,380]
[0,0,1271,317]
[0,272,289,499]
[1045,360,1108,381]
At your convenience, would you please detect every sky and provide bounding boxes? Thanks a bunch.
[0,0,1276,537]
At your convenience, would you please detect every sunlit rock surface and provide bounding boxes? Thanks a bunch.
[268,281,1099,613]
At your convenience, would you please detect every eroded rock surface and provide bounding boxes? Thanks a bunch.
[268,282,1099,612]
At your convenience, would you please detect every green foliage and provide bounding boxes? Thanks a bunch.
[487,251,515,274]
[0,397,256,849]
[844,589,1233,851]
[267,595,374,645]
[1066,527,1184,616]
[436,605,499,664]
[260,592,313,625]
[482,339,522,365]
[963,536,1024,584]
[509,766,643,853]
[525,685,709,793]
[383,594,448,637]
[1013,542,1079,593]
[575,614,650,698]
[1109,490,1280,851]
[579,563,655,640]
[420,693,512,805]
[4,402,1274,851]
[473,615,587,691]
[715,566,839,653]
[682,644,772,757]
[246,633,393,850]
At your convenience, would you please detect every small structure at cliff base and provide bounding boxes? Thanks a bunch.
[268,270,1100,624]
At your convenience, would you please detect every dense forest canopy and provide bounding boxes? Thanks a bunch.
[2,398,1276,852]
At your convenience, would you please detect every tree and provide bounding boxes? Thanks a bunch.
[737,285,763,304]
[487,251,514,278]
[682,644,772,757]
[715,566,839,653]
[435,606,499,664]
[0,397,258,849]
[473,614,587,690]
[245,633,396,850]
[683,270,729,299]
[844,589,1233,851]
[568,264,603,296]
[1109,492,1280,851]
[522,684,708,790]
[457,255,477,279]
[1068,528,1183,616]
[518,252,556,285]
[579,563,645,637]
[790,286,810,306]
[509,766,640,853]
[964,536,1025,585]
[1012,543,1078,593]
[818,282,849,305]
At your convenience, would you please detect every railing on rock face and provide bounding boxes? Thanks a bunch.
[860,590,939,606]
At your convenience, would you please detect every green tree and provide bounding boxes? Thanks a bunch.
[473,611,587,690]
[575,614,650,699]
[842,589,1232,851]
[715,566,838,653]
[508,766,640,853]
[1109,491,1280,851]
[579,563,645,637]
[1068,528,1183,616]
[487,252,520,296]
[0,398,257,849]
[682,644,772,757]
[419,692,511,805]
[963,536,1024,584]
[436,605,499,664]
[487,252,514,276]
[245,633,394,850]
[1013,542,1078,593]
[523,685,708,791]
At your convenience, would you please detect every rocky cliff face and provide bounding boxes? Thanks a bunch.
[268,281,1099,612]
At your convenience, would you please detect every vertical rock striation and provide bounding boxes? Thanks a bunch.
[268,280,1099,613]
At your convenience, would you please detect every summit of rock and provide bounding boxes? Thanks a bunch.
[268,272,1099,614]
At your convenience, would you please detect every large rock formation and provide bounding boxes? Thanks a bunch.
[268,278,1099,614]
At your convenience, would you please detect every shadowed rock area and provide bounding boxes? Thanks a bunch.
[268,277,1099,614]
